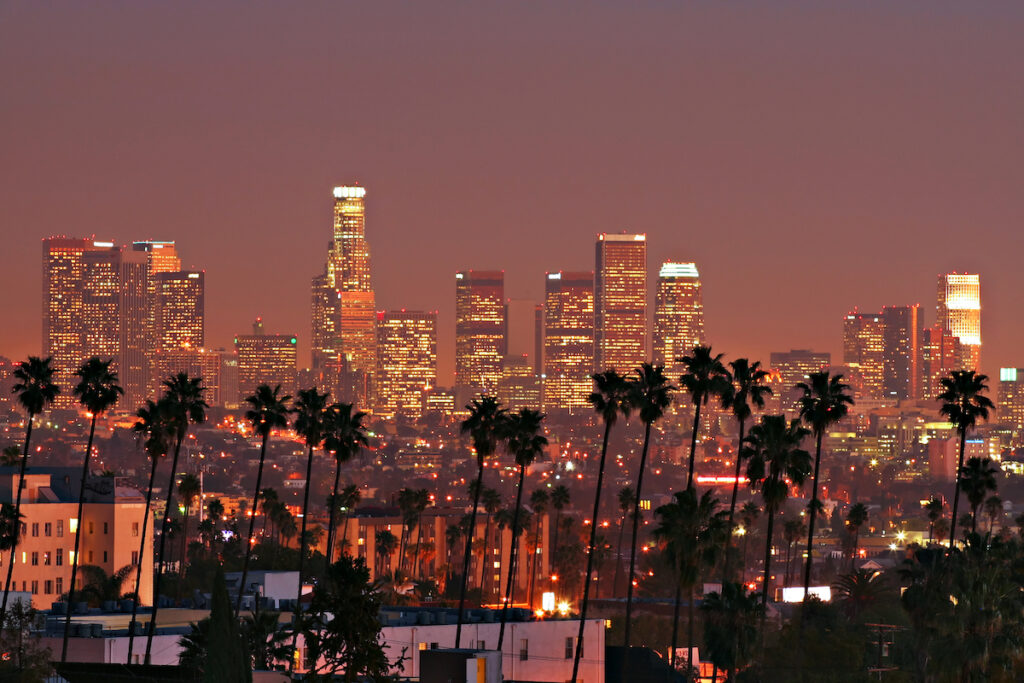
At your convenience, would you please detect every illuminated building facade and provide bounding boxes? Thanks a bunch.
[998,368,1024,442]
[653,262,704,377]
[594,233,647,374]
[921,324,966,402]
[235,319,298,397]
[542,271,594,412]
[150,347,222,406]
[376,311,438,419]
[455,270,505,395]
[937,273,981,370]
[43,238,118,408]
[843,311,885,400]
[154,271,204,352]
[311,186,377,405]
[497,354,542,412]
[881,304,923,401]
[769,349,832,412]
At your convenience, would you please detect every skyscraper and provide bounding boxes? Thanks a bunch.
[542,271,594,412]
[881,304,923,400]
[921,324,965,402]
[376,310,438,419]
[843,311,885,400]
[594,233,647,374]
[43,238,119,408]
[455,270,505,396]
[154,270,204,352]
[497,354,542,411]
[311,186,377,405]
[769,349,832,412]
[235,319,298,397]
[937,273,981,370]
[653,262,704,376]
[998,368,1024,440]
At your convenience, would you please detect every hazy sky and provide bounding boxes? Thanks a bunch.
[2,2,1022,384]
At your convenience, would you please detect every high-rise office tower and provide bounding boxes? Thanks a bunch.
[937,273,981,370]
[542,271,594,412]
[376,310,438,419]
[998,368,1024,439]
[497,354,542,412]
[129,241,181,404]
[150,347,222,405]
[595,233,647,374]
[921,324,965,402]
[769,349,832,412]
[311,186,377,405]
[843,311,885,400]
[154,271,204,352]
[235,319,298,397]
[881,304,923,400]
[43,238,119,408]
[455,270,505,396]
[653,262,704,376]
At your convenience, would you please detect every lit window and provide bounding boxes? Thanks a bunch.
[69,519,78,534]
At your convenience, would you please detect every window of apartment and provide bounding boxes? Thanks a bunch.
[20,523,25,538]
[31,523,39,537]
[30,552,38,566]
[44,580,52,595]
[30,581,38,595]
[56,549,63,566]
[477,641,486,650]
[103,551,108,563]
[88,521,94,534]
[44,523,51,537]
[132,522,139,537]
[103,522,109,535]
[56,520,63,537]
[43,552,51,566]
[88,551,94,563]
[430,642,438,650]
[56,577,63,596]
[520,639,529,661]
[565,637,574,660]
[132,551,139,566]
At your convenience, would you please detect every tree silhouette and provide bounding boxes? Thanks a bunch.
[678,346,730,490]
[923,497,944,546]
[938,370,993,548]
[959,457,998,535]
[322,403,367,566]
[62,357,121,663]
[236,384,291,616]
[844,503,869,571]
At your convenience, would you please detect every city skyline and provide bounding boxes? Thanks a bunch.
[3,3,1022,384]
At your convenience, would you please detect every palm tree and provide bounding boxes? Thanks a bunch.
[335,484,361,558]
[549,484,570,562]
[845,503,869,571]
[959,457,998,534]
[622,363,674,662]
[375,530,398,577]
[678,346,730,490]
[796,371,853,599]
[236,384,291,616]
[738,501,760,584]
[126,398,174,665]
[61,357,122,663]
[478,487,502,596]
[832,569,893,620]
[526,489,548,610]
[260,488,279,544]
[322,403,368,566]
[455,395,507,648]
[397,488,419,575]
[983,495,1003,535]
[569,370,632,682]
[612,486,634,597]
[410,489,430,579]
[923,497,944,545]
[782,518,805,586]
[701,582,763,682]
[146,373,207,664]
[653,488,728,673]
[938,370,993,548]
[498,408,547,652]
[177,473,201,577]
[744,415,812,610]
[2,357,59,625]
[288,387,329,670]
[720,359,772,581]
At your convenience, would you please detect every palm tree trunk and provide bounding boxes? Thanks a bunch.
[61,413,98,662]
[127,448,160,664]
[325,456,342,567]
[236,433,270,617]
[741,530,750,584]
[687,584,696,682]
[180,505,189,581]
[341,513,351,558]
[288,443,317,673]
[722,417,746,584]
[687,399,703,490]
[572,420,611,683]
[145,429,185,664]
[413,516,424,579]
[623,421,653,681]
[784,541,792,586]
[480,515,492,596]
[761,508,776,609]
[528,512,543,610]
[613,508,626,598]
[669,579,682,670]
[455,463,485,648]
[948,431,966,549]
[498,465,527,652]
[0,414,35,626]
[802,431,823,599]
